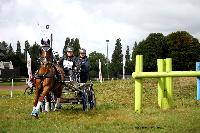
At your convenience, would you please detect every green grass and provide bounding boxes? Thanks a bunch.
[0,81,26,86]
[0,78,200,132]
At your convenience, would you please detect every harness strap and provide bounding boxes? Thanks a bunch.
[35,72,54,79]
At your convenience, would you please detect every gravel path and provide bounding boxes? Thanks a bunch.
[0,85,27,90]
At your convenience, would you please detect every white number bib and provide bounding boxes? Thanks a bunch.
[63,60,73,69]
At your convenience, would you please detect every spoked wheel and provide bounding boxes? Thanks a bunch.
[82,88,88,112]
[88,88,96,109]
[24,86,35,95]
[50,92,56,110]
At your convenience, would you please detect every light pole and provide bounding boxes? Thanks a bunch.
[106,40,109,80]
[50,33,53,48]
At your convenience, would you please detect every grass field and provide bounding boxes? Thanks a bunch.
[0,78,200,132]
[0,81,26,86]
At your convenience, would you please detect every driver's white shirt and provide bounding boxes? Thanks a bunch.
[63,60,73,69]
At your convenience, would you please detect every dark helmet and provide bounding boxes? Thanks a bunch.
[79,48,86,54]
[66,47,74,52]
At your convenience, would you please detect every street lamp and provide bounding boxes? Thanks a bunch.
[106,40,109,80]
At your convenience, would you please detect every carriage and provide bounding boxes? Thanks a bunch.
[26,67,96,112]
[58,64,96,111]
[27,61,96,113]
[30,39,96,118]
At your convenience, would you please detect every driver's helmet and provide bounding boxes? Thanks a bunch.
[79,48,86,54]
[66,47,74,52]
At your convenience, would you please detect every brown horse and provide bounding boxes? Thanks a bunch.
[31,41,63,117]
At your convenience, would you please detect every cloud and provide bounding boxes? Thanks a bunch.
[0,0,200,58]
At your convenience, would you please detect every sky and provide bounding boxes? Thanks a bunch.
[0,0,200,59]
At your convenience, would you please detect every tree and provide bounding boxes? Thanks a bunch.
[125,45,132,75]
[166,31,200,70]
[63,37,81,56]
[0,41,8,50]
[70,38,74,47]
[7,43,14,56]
[132,33,166,71]
[110,38,123,78]
[25,40,30,53]
[13,41,26,73]
[63,37,70,54]
[16,41,22,56]
[130,41,138,72]
[132,42,137,60]
[29,42,40,67]
[0,41,8,60]
[88,51,107,78]
[73,38,80,56]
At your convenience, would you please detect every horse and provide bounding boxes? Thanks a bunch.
[31,40,63,117]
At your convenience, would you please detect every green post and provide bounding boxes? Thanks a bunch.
[157,59,165,107]
[135,55,143,113]
[159,58,173,109]
[165,58,173,106]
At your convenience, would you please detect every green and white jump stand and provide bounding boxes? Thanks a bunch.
[132,55,200,113]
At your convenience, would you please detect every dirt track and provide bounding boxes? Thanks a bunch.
[0,85,27,90]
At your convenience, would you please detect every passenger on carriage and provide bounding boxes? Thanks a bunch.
[59,47,77,80]
[76,48,90,83]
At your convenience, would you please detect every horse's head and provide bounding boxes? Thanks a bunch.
[39,39,52,67]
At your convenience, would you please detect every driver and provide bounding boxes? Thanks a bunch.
[59,47,76,80]
[76,48,90,83]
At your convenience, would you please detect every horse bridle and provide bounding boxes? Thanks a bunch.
[36,50,54,79]
[40,47,53,67]
[40,56,52,66]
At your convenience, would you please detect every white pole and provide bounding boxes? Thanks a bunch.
[26,78,28,84]
[106,40,109,80]
[99,59,102,83]
[11,79,13,98]
[123,55,125,80]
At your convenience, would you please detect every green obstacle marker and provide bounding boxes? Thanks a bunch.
[134,55,143,113]
[132,55,200,113]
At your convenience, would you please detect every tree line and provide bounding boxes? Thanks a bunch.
[132,31,200,72]
[0,30,200,78]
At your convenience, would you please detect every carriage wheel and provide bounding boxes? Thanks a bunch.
[50,92,56,110]
[89,88,96,109]
[82,89,88,112]
[24,86,35,95]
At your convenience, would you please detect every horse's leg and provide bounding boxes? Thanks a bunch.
[31,80,42,117]
[44,92,51,112]
[36,86,50,109]
[33,90,39,107]
[32,85,50,116]
[40,77,54,112]
[54,83,63,111]
[33,81,41,107]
